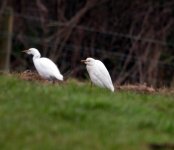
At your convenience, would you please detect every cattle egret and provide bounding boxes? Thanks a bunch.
[22,48,63,82]
[81,57,114,92]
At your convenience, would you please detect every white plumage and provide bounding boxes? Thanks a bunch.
[23,48,63,81]
[81,57,114,92]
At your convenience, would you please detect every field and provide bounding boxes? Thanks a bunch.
[0,75,174,150]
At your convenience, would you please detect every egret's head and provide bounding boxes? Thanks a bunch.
[81,57,95,66]
[22,48,41,58]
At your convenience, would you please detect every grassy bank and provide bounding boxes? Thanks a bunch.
[0,76,173,150]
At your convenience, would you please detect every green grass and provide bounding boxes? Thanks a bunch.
[0,76,174,150]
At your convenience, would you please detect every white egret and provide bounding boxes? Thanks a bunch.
[22,48,63,82]
[81,57,114,92]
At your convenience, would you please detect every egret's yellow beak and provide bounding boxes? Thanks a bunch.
[22,50,28,53]
[81,60,86,63]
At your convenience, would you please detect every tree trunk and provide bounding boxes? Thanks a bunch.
[0,7,13,73]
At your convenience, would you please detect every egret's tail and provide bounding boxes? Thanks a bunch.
[110,85,115,92]
[55,74,63,81]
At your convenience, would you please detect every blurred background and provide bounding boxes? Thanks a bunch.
[0,0,174,87]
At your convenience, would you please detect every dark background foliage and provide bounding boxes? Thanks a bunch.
[0,0,174,87]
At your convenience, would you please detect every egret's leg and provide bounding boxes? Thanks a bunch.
[52,79,58,85]
[49,77,57,85]
[52,80,55,84]
[47,78,52,84]
[89,82,93,93]
[90,82,94,90]
[90,81,93,87]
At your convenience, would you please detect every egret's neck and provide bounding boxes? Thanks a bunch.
[32,53,41,60]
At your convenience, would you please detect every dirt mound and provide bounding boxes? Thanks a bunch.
[14,70,65,84]
[117,84,156,93]
[117,84,174,94]
[15,70,43,80]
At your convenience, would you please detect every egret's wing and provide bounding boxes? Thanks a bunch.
[38,58,60,73]
[94,60,114,89]
[34,58,62,79]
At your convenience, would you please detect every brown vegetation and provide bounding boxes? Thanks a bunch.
[7,70,173,94]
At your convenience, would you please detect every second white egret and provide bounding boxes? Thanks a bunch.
[22,48,63,82]
[81,57,114,92]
